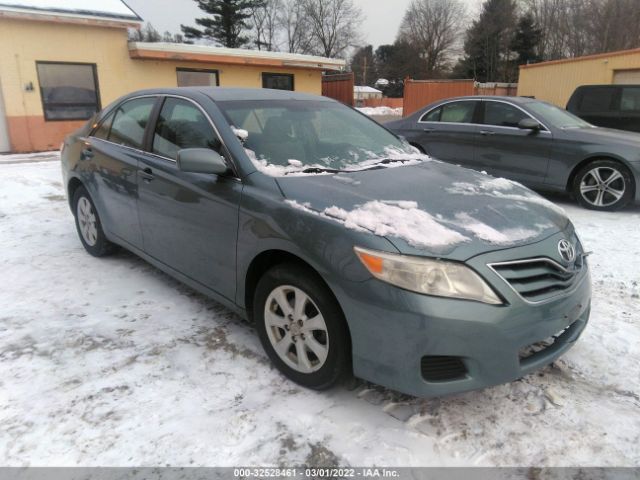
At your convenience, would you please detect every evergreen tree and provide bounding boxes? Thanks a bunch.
[510,13,542,65]
[181,0,264,48]
[452,0,518,82]
[350,46,377,86]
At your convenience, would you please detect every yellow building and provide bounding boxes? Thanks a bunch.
[517,48,640,107]
[0,1,344,153]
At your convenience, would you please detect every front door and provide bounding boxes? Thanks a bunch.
[475,100,552,187]
[137,96,241,300]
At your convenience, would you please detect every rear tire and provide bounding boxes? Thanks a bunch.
[573,159,633,211]
[72,185,116,257]
[254,263,350,390]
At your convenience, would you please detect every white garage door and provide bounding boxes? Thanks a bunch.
[0,78,10,153]
[613,69,640,84]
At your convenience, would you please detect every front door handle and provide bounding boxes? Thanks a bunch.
[140,167,154,182]
[479,130,496,136]
[81,148,94,159]
[423,127,435,133]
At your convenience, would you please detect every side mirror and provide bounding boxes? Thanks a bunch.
[518,118,542,131]
[177,148,229,175]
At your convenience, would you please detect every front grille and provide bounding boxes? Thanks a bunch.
[489,257,584,303]
[421,356,467,382]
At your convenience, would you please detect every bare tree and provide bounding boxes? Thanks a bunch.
[525,0,640,60]
[397,0,467,76]
[251,0,282,51]
[277,0,316,54]
[302,0,364,58]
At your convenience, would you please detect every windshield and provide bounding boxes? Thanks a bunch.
[217,99,416,172]
[526,101,592,129]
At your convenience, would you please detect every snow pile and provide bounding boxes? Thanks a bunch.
[231,126,249,142]
[287,199,469,249]
[448,176,567,217]
[451,212,551,245]
[356,106,403,117]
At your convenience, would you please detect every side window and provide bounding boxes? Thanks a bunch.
[440,101,476,123]
[420,107,441,122]
[483,102,529,128]
[579,88,615,113]
[262,73,294,91]
[109,97,156,149]
[92,111,114,140]
[620,87,640,112]
[153,97,221,160]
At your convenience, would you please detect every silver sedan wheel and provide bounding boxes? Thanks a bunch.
[264,285,329,374]
[77,196,98,246]
[580,166,626,208]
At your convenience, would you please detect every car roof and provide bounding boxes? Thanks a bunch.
[120,87,332,103]
[437,95,536,104]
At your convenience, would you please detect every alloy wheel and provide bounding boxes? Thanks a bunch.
[77,196,98,246]
[579,166,626,208]
[264,285,329,374]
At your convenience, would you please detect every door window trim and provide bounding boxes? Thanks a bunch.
[418,98,551,133]
[417,99,481,126]
[90,93,240,179]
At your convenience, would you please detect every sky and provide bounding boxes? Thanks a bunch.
[126,0,484,50]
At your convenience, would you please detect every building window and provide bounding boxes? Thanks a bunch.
[177,68,219,87]
[262,73,294,91]
[36,62,101,121]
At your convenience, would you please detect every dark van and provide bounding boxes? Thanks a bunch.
[567,84,640,133]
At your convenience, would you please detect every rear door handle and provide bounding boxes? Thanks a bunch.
[479,130,496,136]
[140,167,154,182]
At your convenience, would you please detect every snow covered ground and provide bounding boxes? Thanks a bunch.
[356,106,403,117]
[1,156,639,467]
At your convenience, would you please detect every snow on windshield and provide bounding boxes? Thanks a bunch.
[247,145,432,177]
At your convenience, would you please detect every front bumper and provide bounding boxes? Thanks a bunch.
[333,231,592,398]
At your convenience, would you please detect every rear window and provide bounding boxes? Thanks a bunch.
[578,87,616,113]
[621,87,640,112]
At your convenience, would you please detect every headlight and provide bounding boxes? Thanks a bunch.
[354,247,502,305]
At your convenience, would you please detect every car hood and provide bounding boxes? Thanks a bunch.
[563,125,640,146]
[276,160,570,261]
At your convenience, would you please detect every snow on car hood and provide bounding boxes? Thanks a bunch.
[276,160,570,260]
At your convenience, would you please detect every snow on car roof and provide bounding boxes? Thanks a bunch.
[0,0,141,21]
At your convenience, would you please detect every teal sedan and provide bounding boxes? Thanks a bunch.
[61,88,590,397]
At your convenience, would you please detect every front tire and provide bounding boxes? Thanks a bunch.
[254,263,350,390]
[573,160,633,211]
[72,186,115,257]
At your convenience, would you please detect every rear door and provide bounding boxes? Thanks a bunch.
[412,100,480,167]
[136,96,242,300]
[475,100,552,187]
[86,96,158,248]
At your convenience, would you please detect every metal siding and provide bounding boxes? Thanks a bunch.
[518,50,640,107]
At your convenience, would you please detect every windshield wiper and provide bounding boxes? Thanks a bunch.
[286,166,345,175]
[365,158,415,168]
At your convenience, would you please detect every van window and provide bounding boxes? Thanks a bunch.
[620,87,640,112]
[578,87,615,113]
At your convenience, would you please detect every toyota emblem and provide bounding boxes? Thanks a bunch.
[558,239,576,263]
